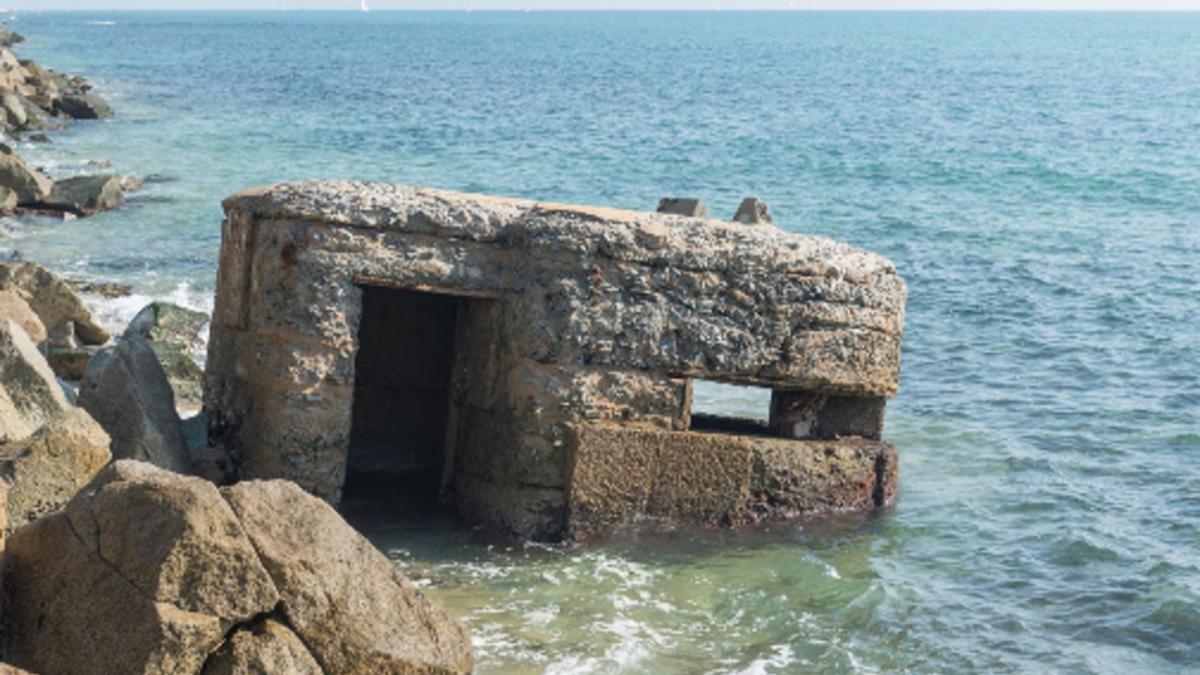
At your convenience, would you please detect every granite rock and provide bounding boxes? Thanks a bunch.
[78,333,191,474]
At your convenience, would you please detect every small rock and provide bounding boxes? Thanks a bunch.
[0,91,26,128]
[46,344,101,380]
[45,174,125,215]
[0,185,15,214]
[0,288,45,343]
[119,174,143,191]
[67,278,133,298]
[657,197,707,217]
[26,133,50,143]
[733,197,773,226]
[77,333,191,474]
[55,92,112,120]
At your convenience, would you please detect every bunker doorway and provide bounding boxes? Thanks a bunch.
[344,285,469,513]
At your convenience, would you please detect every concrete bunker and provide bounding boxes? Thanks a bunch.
[204,182,907,541]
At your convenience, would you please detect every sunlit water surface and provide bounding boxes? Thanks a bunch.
[3,11,1198,673]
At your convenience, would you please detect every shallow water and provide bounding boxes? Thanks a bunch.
[3,11,1198,673]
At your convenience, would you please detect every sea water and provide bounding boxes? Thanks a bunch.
[3,11,1198,673]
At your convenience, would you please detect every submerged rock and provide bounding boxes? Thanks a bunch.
[3,461,474,675]
[78,333,191,474]
[0,318,111,535]
[56,92,112,120]
[0,261,109,345]
[0,27,25,48]
[45,174,125,215]
[67,278,133,298]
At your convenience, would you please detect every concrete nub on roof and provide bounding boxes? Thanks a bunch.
[204,181,907,541]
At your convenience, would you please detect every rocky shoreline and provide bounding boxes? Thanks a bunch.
[0,23,477,674]
[0,25,132,219]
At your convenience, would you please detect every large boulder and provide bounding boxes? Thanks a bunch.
[4,461,474,675]
[0,261,109,345]
[3,462,281,675]
[0,152,51,204]
[0,318,111,535]
[46,174,125,215]
[77,333,191,474]
[223,479,475,674]
[56,92,112,120]
[125,302,209,408]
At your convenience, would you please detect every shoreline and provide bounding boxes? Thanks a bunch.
[0,20,212,412]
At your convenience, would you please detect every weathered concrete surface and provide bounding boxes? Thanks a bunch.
[733,197,773,225]
[566,423,896,539]
[4,461,474,675]
[657,196,707,217]
[0,318,111,535]
[206,181,907,539]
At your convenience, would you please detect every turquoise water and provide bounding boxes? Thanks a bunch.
[3,11,1198,673]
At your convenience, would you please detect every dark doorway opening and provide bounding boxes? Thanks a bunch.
[344,286,463,513]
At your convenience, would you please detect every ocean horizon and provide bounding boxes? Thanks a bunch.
[1,9,1197,673]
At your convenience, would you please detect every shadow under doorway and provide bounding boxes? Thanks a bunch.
[343,285,466,522]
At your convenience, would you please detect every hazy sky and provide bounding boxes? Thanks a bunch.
[14,0,1200,10]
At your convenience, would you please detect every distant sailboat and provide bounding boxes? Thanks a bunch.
[360,0,369,11]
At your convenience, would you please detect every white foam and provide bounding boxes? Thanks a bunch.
[82,279,213,364]
[725,644,797,675]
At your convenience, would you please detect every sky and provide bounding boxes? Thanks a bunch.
[13,0,1200,10]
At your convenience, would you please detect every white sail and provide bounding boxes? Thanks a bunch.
[360,0,369,11]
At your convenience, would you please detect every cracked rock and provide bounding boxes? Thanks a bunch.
[3,461,473,675]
